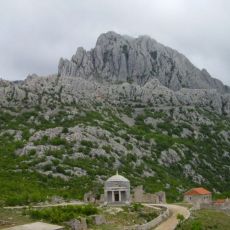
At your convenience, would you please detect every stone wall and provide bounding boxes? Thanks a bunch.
[84,192,104,205]
[84,191,96,203]
[124,206,170,230]
[200,199,230,211]
[132,186,166,204]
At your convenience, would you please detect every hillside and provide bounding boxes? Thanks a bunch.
[0,32,230,206]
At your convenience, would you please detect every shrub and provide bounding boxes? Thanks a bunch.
[80,140,94,148]
[126,143,133,150]
[52,159,60,166]
[50,137,67,145]
[177,213,185,226]
[102,145,112,153]
[78,146,91,155]
[132,203,143,211]
[28,149,36,156]
[121,133,130,141]
[62,127,68,133]
[27,205,98,224]
[139,211,158,222]
[34,135,48,145]
[56,166,65,174]
[43,164,52,171]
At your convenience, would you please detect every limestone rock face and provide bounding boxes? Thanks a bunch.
[58,31,230,93]
[158,149,181,167]
[0,75,230,115]
[1,32,230,115]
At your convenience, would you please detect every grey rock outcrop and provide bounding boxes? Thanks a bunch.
[92,215,106,225]
[0,32,230,115]
[158,149,181,166]
[0,75,229,115]
[183,164,206,184]
[66,218,87,230]
[58,31,230,93]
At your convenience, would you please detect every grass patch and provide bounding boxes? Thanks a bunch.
[0,208,32,229]
[26,205,98,224]
[177,209,230,230]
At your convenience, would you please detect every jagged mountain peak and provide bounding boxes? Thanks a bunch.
[96,31,124,45]
[58,31,229,93]
[1,32,230,115]
[96,31,156,48]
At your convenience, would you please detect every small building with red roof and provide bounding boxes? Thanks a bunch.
[213,198,230,208]
[184,187,212,205]
[213,199,226,205]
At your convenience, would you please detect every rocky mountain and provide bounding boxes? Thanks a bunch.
[1,74,229,114]
[1,32,230,115]
[0,32,230,205]
[58,31,229,93]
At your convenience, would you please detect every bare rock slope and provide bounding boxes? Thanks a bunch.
[1,31,230,115]
[58,31,229,93]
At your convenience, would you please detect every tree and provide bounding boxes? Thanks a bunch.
[177,213,185,226]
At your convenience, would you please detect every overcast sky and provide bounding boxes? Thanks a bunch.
[0,0,229,85]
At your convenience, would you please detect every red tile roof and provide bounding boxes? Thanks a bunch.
[184,187,211,196]
[213,199,225,204]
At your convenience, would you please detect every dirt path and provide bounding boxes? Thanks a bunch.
[153,204,190,230]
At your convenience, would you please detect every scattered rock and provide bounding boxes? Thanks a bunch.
[158,149,181,166]
[66,218,87,230]
[92,215,106,225]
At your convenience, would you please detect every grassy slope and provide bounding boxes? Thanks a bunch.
[177,209,230,230]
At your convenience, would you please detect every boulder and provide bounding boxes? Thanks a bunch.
[66,218,87,230]
[92,215,106,225]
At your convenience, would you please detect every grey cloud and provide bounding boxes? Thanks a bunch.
[0,0,229,85]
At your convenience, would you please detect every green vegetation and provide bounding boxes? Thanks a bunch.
[177,209,230,230]
[34,136,67,146]
[0,172,94,206]
[177,213,185,227]
[102,145,112,153]
[27,205,98,224]
[0,104,230,206]
[0,208,32,229]
[91,204,159,230]
[0,204,160,230]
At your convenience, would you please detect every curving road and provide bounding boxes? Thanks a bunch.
[153,204,190,230]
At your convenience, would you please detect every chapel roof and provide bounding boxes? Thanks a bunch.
[106,172,129,182]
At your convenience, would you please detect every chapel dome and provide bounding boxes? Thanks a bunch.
[106,172,129,182]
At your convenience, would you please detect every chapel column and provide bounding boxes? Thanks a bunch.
[119,191,121,202]
[112,191,115,202]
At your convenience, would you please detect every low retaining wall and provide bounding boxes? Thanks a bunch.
[124,206,170,230]
[200,203,230,212]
